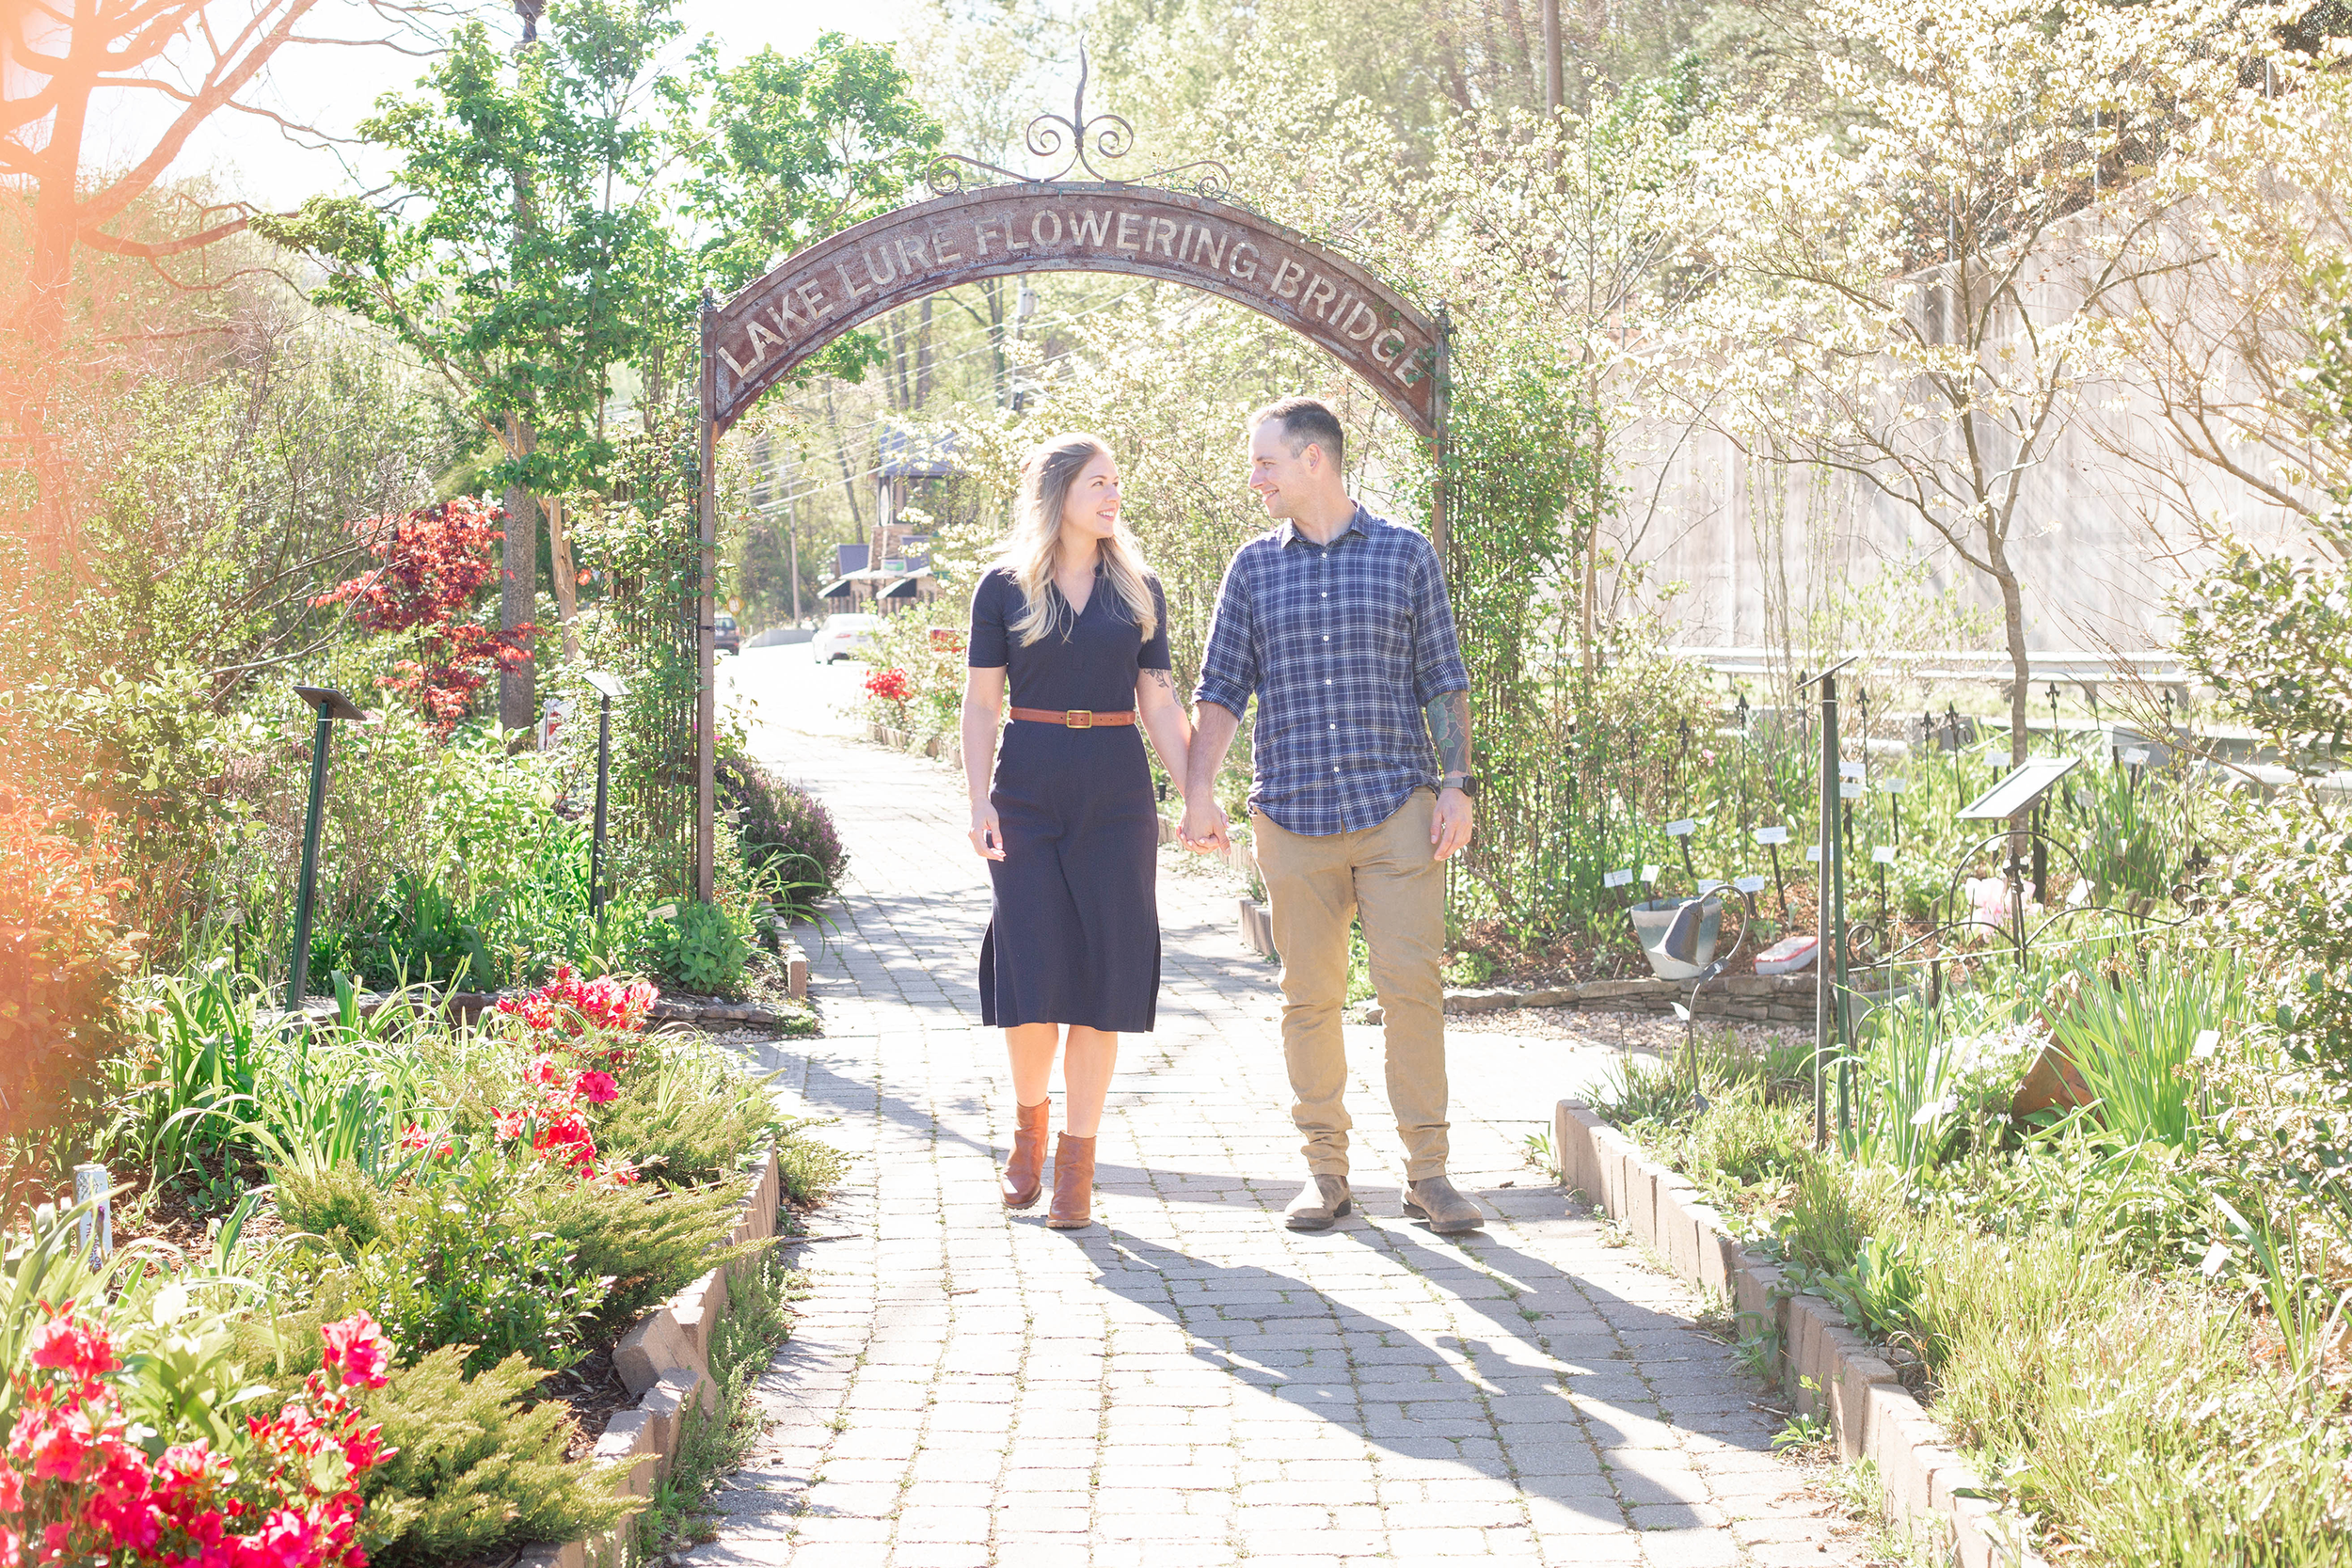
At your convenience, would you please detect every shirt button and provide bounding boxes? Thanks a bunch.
[1324,678,1332,686]
[1332,766,1340,772]
[1328,723,1336,730]
[1322,635,1329,641]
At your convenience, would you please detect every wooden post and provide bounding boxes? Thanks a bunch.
[696,288,718,905]
[1431,301,1454,562]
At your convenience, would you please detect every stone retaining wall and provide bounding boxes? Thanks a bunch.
[1551,1101,2044,1568]
[518,1148,784,1568]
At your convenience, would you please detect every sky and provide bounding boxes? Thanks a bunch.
[80,0,908,209]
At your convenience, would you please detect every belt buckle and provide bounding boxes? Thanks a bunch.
[1063,709,1094,729]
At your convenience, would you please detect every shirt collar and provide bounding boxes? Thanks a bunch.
[1276,503,1371,549]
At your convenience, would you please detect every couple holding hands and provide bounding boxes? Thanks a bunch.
[960,396,1482,1234]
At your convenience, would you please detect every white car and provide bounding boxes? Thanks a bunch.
[813,612,880,663]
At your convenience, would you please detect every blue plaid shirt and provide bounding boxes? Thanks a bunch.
[1195,504,1470,836]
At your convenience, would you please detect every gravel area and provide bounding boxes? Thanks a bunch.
[1442,1003,1808,1060]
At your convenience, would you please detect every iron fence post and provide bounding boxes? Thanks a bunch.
[592,691,612,917]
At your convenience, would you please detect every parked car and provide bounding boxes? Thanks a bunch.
[813,612,880,663]
[713,612,741,655]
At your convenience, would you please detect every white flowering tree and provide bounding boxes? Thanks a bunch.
[2106,49,2352,556]
[1684,0,2264,764]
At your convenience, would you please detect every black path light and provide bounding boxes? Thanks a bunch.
[1797,657,1857,1148]
[287,686,367,1010]
[582,671,628,918]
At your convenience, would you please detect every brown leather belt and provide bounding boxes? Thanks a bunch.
[1009,707,1136,728]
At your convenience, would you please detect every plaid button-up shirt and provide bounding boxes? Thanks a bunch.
[1195,504,1470,836]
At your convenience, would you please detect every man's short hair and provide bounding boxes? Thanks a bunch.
[1248,396,1344,469]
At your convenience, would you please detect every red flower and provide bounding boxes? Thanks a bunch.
[571,1070,618,1104]
[24,1310,116,1383]
[317,1315,389,1391]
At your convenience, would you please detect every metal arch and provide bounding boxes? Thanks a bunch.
[705,184,1444,441]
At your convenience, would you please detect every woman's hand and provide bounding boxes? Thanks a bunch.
[970,802,1007,861]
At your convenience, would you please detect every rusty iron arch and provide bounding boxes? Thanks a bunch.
[687,72,1451,897]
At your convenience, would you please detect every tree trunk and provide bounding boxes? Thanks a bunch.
[1992,542,2030,768]
[501,413,540,732]
[548,493,580,662]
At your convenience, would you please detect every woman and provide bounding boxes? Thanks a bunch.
[961,433,1194,1229]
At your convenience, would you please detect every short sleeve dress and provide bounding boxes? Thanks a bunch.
[968,563,1172,1033]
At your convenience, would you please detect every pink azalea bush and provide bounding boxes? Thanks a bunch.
[1,1306,391,1568]
[493,967,655,1044]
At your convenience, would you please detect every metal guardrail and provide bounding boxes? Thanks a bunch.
[1668,645,2193,687]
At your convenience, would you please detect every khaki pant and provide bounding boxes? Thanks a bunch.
[1251,789,1449,1180]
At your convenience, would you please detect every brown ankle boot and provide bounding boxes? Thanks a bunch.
[1046,1132,1096,1229]
[1001,1100,1049,1209]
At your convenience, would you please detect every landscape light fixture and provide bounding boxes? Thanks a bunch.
[582,672,628,918]
[287,686,367,1010]
[1795,657,1858,1148]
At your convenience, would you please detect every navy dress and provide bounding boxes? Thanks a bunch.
[969,564,1171,1033]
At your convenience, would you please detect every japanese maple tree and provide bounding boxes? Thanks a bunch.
[315,499,532,734]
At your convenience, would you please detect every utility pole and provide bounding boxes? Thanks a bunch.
[786,497,802,626]
[1541,0,1563,112]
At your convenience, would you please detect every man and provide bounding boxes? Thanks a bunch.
[1181,396,1484,1235]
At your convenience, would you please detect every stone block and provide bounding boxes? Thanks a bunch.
[1555,1101,1606,1202]
[1687,1206,1733,1296]
[593,1409,660,1499]
[1819,1324,1899,1462]
[1730,1256,1781,1352]
[1654,1179,1701,1281]
[1862,1385,1938,1526]
[1443,988,1514,1013]
[613,1306,693,1400]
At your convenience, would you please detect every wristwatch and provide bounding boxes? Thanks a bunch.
[1440,772,1479,798]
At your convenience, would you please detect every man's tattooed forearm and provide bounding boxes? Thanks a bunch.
[1426,690,1471,777]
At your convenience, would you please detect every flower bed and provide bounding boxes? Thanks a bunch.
[1559,944,2352,1564]
[3,965,843,1568]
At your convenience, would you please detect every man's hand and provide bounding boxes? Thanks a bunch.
[1430,786,1474,862]
[1181,797,1231,853]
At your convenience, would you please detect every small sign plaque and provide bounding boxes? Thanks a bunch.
[1871,845,1897,863]
[1604,868,1634,889]
[1839,760,1867,781]
[1665,819,1696,838]
[1805,846,1822,863]
[1839,781,1865,800]
[1733,874,1768,894]
[1880,776,1906,793]
[1696,879,1726,895]
[1641,864,1661,883]
[1754,826,1789,845]
[2122,747,2149,766]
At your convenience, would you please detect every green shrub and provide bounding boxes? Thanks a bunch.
[528,1176,751,1323]
[647,900,753,994]
[776,1118,850,1208]
[324,1156,612,1375]
[595,1039,780,1187]
[358,1345,637,1567]
[271,1160,388,1249]
[716,750,847,918]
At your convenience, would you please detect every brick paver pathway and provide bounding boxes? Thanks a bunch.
[697,654,1858,1568]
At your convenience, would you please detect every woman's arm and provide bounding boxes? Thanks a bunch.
[1135,667,1194,800]
[962,665,1008,860]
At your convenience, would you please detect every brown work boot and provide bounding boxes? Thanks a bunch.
[1283,1174,1353,1231]
[1046,1132,1096,1228]
[1001,1100,1049,1210]
[1403,1174,1486,1235]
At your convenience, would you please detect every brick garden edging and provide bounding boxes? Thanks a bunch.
[517,1147,785,1568]
[1551,1099,2047,1568]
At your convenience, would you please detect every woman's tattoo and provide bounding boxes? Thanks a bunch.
[1425,690,1471,777]
[1144,669,1176,694]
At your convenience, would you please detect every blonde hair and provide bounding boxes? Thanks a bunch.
[1000,432,1159,647]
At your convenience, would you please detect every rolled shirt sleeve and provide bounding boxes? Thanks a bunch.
[1408,533,1470,707]
[1193,552,1258,718]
